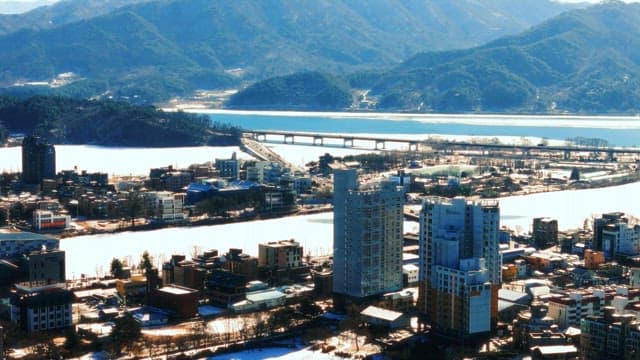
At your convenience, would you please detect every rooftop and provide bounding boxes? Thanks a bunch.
[361,305,404,322]
[158,285,197,296]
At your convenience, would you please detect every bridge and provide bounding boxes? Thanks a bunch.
[244,130,640,160]
[245,130,421,150]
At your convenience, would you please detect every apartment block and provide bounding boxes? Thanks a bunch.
[10,283,72,332]
[332,168,404,304]
[418,196,501,337]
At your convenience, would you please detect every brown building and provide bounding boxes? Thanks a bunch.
[151,285,199,318]
[584,249,605,270]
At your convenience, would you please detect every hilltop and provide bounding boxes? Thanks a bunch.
[0,0,580,102]
[231,2,640,114]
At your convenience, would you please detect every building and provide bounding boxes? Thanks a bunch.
[418,197,501,337]
[361,305,409,329]
[10,283,73,332]
[512,302,557,349]
[151,285,199,318]
[215,152,240,180]
[547,290,605,329]
[24,249,65,284]
[22,136,56,186]
[532,218,558,249]
[258,239,304,269]
[584,249,605,269]
[332,168,404,305]
[222,248,258,280]
[230,288,286,313]
[0,231,59,259]
[32,210,71,232]
[144,191,185,223]
[592,212,640,259]
[580,309,640,360]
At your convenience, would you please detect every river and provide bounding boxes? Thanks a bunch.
[0,111,639,278]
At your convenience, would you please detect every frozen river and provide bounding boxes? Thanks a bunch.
[61,181,640,278]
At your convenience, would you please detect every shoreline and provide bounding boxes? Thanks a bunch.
[55,172,640,240]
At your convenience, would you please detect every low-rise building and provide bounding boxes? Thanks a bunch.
[230,288,286,313]
[144,191,185,223]
[361,306,409,329]
[548,290,605,329]
[32,210,70,231]
[151,285,199,318]
[10,283,73,332]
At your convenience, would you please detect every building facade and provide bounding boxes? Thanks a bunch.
[21,136,56,186]
[418,197,501,336]
[332,168,404,303]
[144,191,185,223]
[258,239,304,269]
[10,283,73,332]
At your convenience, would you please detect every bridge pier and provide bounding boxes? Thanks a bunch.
[408,142,419,151]
[564,150,571,160]
[284,135,294,144]
[607,150,615,162]
[375,140,386,150]
[343,138,354,148]
[313,136,324,146]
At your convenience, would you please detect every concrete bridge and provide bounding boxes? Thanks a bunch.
[245,130,421,151]
[244,130,640,160]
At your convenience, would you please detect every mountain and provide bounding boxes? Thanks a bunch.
[369,1,640,114]
[233,1,640,114]
[0,0,582,102]
[0,0,150,34]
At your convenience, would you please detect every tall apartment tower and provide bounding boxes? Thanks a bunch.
[418,197,501,337]
[332,168,404,306]
[22,136,56,186]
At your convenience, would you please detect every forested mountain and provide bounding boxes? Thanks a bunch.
[0,0,150,34]
[0,0,581,102]
[233,2,640,114]
[0,96,240,147]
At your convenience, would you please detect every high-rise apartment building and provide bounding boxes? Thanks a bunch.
[418,197,501,336]
[332,168,404,305]
[593,212,640,259]
[21,136,55,186]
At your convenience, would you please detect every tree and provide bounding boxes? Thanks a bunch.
[110,258,125,279]
[570,167,580,181]
[110,313,141,354]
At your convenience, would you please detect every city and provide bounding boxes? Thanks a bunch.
[2,1,640,359]
[0,127,638,359]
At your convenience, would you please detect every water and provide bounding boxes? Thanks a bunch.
[0,145,252,176]
[61,181,640,278]
[1,110,638,277]
[201,110,640,147]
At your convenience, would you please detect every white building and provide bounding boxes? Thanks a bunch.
[547,290,605,329]
[603,221,640,257]
[418,197,501,336]
[10,283,73,332]
[332,168,404,301]
[403,264,419,285]
[144,191,185,223]
[32,210,71,231]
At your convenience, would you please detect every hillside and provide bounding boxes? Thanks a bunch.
[0,0,581,102]
[0,96,241,147]
[232,2,640,114]
[371,1,640,114]
[0,0,150,34]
